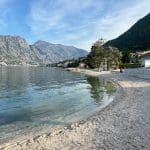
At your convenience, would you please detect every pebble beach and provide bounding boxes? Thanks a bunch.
[1,68,150,150]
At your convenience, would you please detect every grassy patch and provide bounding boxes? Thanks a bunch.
[123,63,142,68]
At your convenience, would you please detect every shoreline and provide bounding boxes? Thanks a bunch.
[65,67,111,76]
[1,68,150,149]
[0,68,117,148]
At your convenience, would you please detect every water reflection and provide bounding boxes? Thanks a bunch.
[0,67,115,141]
[87,76,115,103]
[87,77,104,103]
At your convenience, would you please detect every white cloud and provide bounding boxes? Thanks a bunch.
[0,0,14,29]
[73,0,150,50]
[27,0,150,51]
[28,0,103,34]
[98,0,150,40]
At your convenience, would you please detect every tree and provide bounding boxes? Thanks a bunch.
[94,38,105,46]
[107,47,121,70]
[87,41,105,69]
[121,51,131,63]
[87,39,121,71]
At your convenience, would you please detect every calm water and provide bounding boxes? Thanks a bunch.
[0,67,115,142]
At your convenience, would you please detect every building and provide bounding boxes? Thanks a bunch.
[145,60,150,68]
[140,56,150,68]
[130,51,150,68]
[138,51,150,68]
[0,62,7,66]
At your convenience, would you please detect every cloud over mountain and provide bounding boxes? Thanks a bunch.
[0,0,150,51]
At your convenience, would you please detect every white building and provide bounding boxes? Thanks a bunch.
[0,62,7,66]
[145,60,150,68]
[140,56,150,68]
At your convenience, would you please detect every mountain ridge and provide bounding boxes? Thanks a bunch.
[0,35,88,65]
[105,13,150,51]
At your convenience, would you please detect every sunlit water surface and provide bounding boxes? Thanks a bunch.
[0,67,115,142]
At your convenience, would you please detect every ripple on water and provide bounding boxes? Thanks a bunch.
[0,67,115,142]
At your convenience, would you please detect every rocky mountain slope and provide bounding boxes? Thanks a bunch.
[0,36,40,65]
[105,13,150,51]
[0,36,88,65]
[31,40,88,63]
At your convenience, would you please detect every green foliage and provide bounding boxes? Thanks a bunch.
[87,39,121,70]
[123,63,141,68]
[121,51,131,63]
[67,61,79,68]
[133,55,140,64]
[105,13,150,51]
[107,48,121,70]
[87,44,105,68]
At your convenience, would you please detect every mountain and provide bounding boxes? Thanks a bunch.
[0,36,88,65]
[0,36,40,65]
[105,13,150,51]
[31,40,88,63]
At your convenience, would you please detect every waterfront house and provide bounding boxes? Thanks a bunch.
[140,56,150,67]
[138,51,150,68]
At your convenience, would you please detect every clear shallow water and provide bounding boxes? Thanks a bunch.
[0,67,115,142]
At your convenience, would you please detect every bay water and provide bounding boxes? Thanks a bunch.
[0,67,115,142]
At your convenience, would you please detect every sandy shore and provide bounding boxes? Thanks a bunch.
[1,68,150,150]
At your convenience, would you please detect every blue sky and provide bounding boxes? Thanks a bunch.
[0,0,150,51]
